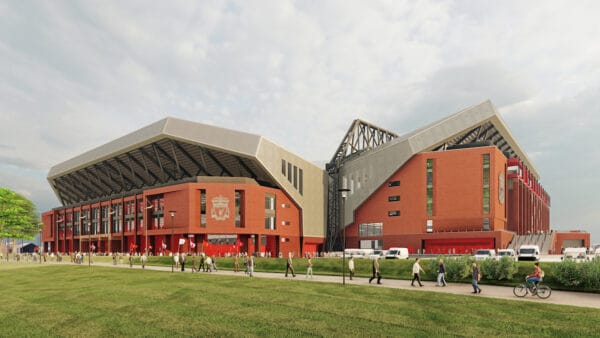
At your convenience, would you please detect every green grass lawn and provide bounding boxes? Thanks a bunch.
[1,264,598,337]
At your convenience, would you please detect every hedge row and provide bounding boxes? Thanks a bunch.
[99,254,600,292]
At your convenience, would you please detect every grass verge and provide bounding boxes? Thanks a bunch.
[0,264,599,337]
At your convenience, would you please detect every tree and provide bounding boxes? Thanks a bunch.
[0,187,41,240]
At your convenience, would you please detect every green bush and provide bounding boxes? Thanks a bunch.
[442,256,471,281]
[495,256,518,280]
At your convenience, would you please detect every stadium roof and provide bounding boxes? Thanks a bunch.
[47,117,317,207]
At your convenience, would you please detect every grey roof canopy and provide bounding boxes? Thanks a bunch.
[48,118,306,206]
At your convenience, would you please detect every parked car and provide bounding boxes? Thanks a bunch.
[497,248,517,260]
[474,249,496,260]
[561,247,588,262]
[385,247,409,259]
[518,245,540,261]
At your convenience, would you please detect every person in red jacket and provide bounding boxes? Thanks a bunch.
[526,262,542,287]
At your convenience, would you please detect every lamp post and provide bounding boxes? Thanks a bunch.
[79,215,86,253]
[88,220,92,267]
[39,227,42,264]
[145,203,153,256]
[339,188,351,286]
[170,210,176,273]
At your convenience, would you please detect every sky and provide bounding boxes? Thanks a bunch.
[1,1,599,244]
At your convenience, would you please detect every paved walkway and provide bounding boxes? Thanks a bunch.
[86,261,600,310]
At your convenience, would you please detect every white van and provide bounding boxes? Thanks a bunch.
[497,249,517,260]
[474,249,496,260]
[385,247,409,259]
[561,247,588,262]
[518,245,540,261]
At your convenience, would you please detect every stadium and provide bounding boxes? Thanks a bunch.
[41,100,589,256]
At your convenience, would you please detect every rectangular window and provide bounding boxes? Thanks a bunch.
[483,154,490,214]
[265,194,275,210]
[235,190,244,228]
[388,210,400,217]
[281,221,291,226]
[388,195,400,202]
[483,218,490,231]
[388,180,400,187]
[264,216,276,230]
[426,159,434,216]
[200,189,206,227]
[358,222,383,237]
[287,163,292,182]
[426,219,433,233]
[281,159,286,175]
[299,169,303,195]
[293,165,298,189]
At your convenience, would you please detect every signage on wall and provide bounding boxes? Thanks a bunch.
[210,195,230,221]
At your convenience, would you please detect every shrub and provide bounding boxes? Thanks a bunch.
[443,255,471,281]
[495,256,518,280]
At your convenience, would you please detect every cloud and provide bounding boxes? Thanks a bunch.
[1,1,600,243]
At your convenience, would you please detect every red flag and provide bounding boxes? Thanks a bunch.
[190,240,196,249]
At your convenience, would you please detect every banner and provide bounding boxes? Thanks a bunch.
[178,238,186,245]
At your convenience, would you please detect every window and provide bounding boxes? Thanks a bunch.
[388,195,400,202]
[358,223,383,237]
[281,159,286,175]
[388,180,400,187]
[265,216,276,230]
[200,189,206,227]
[287,163,292,182]
[483,218,490,231]
[281,221,291,226]
[426,219,433,233]
[265,194,275,210]
[235,190,244,228]
[299,169,303,195]
[293,165,298,189]
[483,154,490,214]
[388,210,400,217]
[426,159,434,216]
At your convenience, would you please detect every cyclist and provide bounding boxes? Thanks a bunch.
[526,262,543,291]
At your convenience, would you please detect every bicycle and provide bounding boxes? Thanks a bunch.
[513,279,551,299]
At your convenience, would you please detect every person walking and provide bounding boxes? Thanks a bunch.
[180,252,186,272]
[437,259,447,286]
[306,256,313,279]
[247,254,254,277]
[369,256,382,284]
[471,262,482,294]
[234,254,239,273]
[141,253,147,269]
[411,258,424,287]
[285,252,296,277]
[348,256,355,280]
[205,256,213,272]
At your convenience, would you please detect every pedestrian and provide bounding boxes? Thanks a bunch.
[369,256,382,284]
[211,256,217,271]
[199,253,205,272]
[471,262,482,294]
[285,252,296,277]
[191,253,197,272]
[128,254,134,268]
[205,256,213,272]
[141,253,147,269]
[112,252,117,265]
[234,254,239,272]
[348,256,355,280]
[411,258,424,287]
[306,256,313,279]
[247,255,254,277]
[174,252,179,268]
[180,252,186,272]
[437,259,447,286]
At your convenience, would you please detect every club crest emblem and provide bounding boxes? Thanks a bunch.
[211,195,230,221]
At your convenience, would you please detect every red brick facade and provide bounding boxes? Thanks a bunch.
[42,180,320,257]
